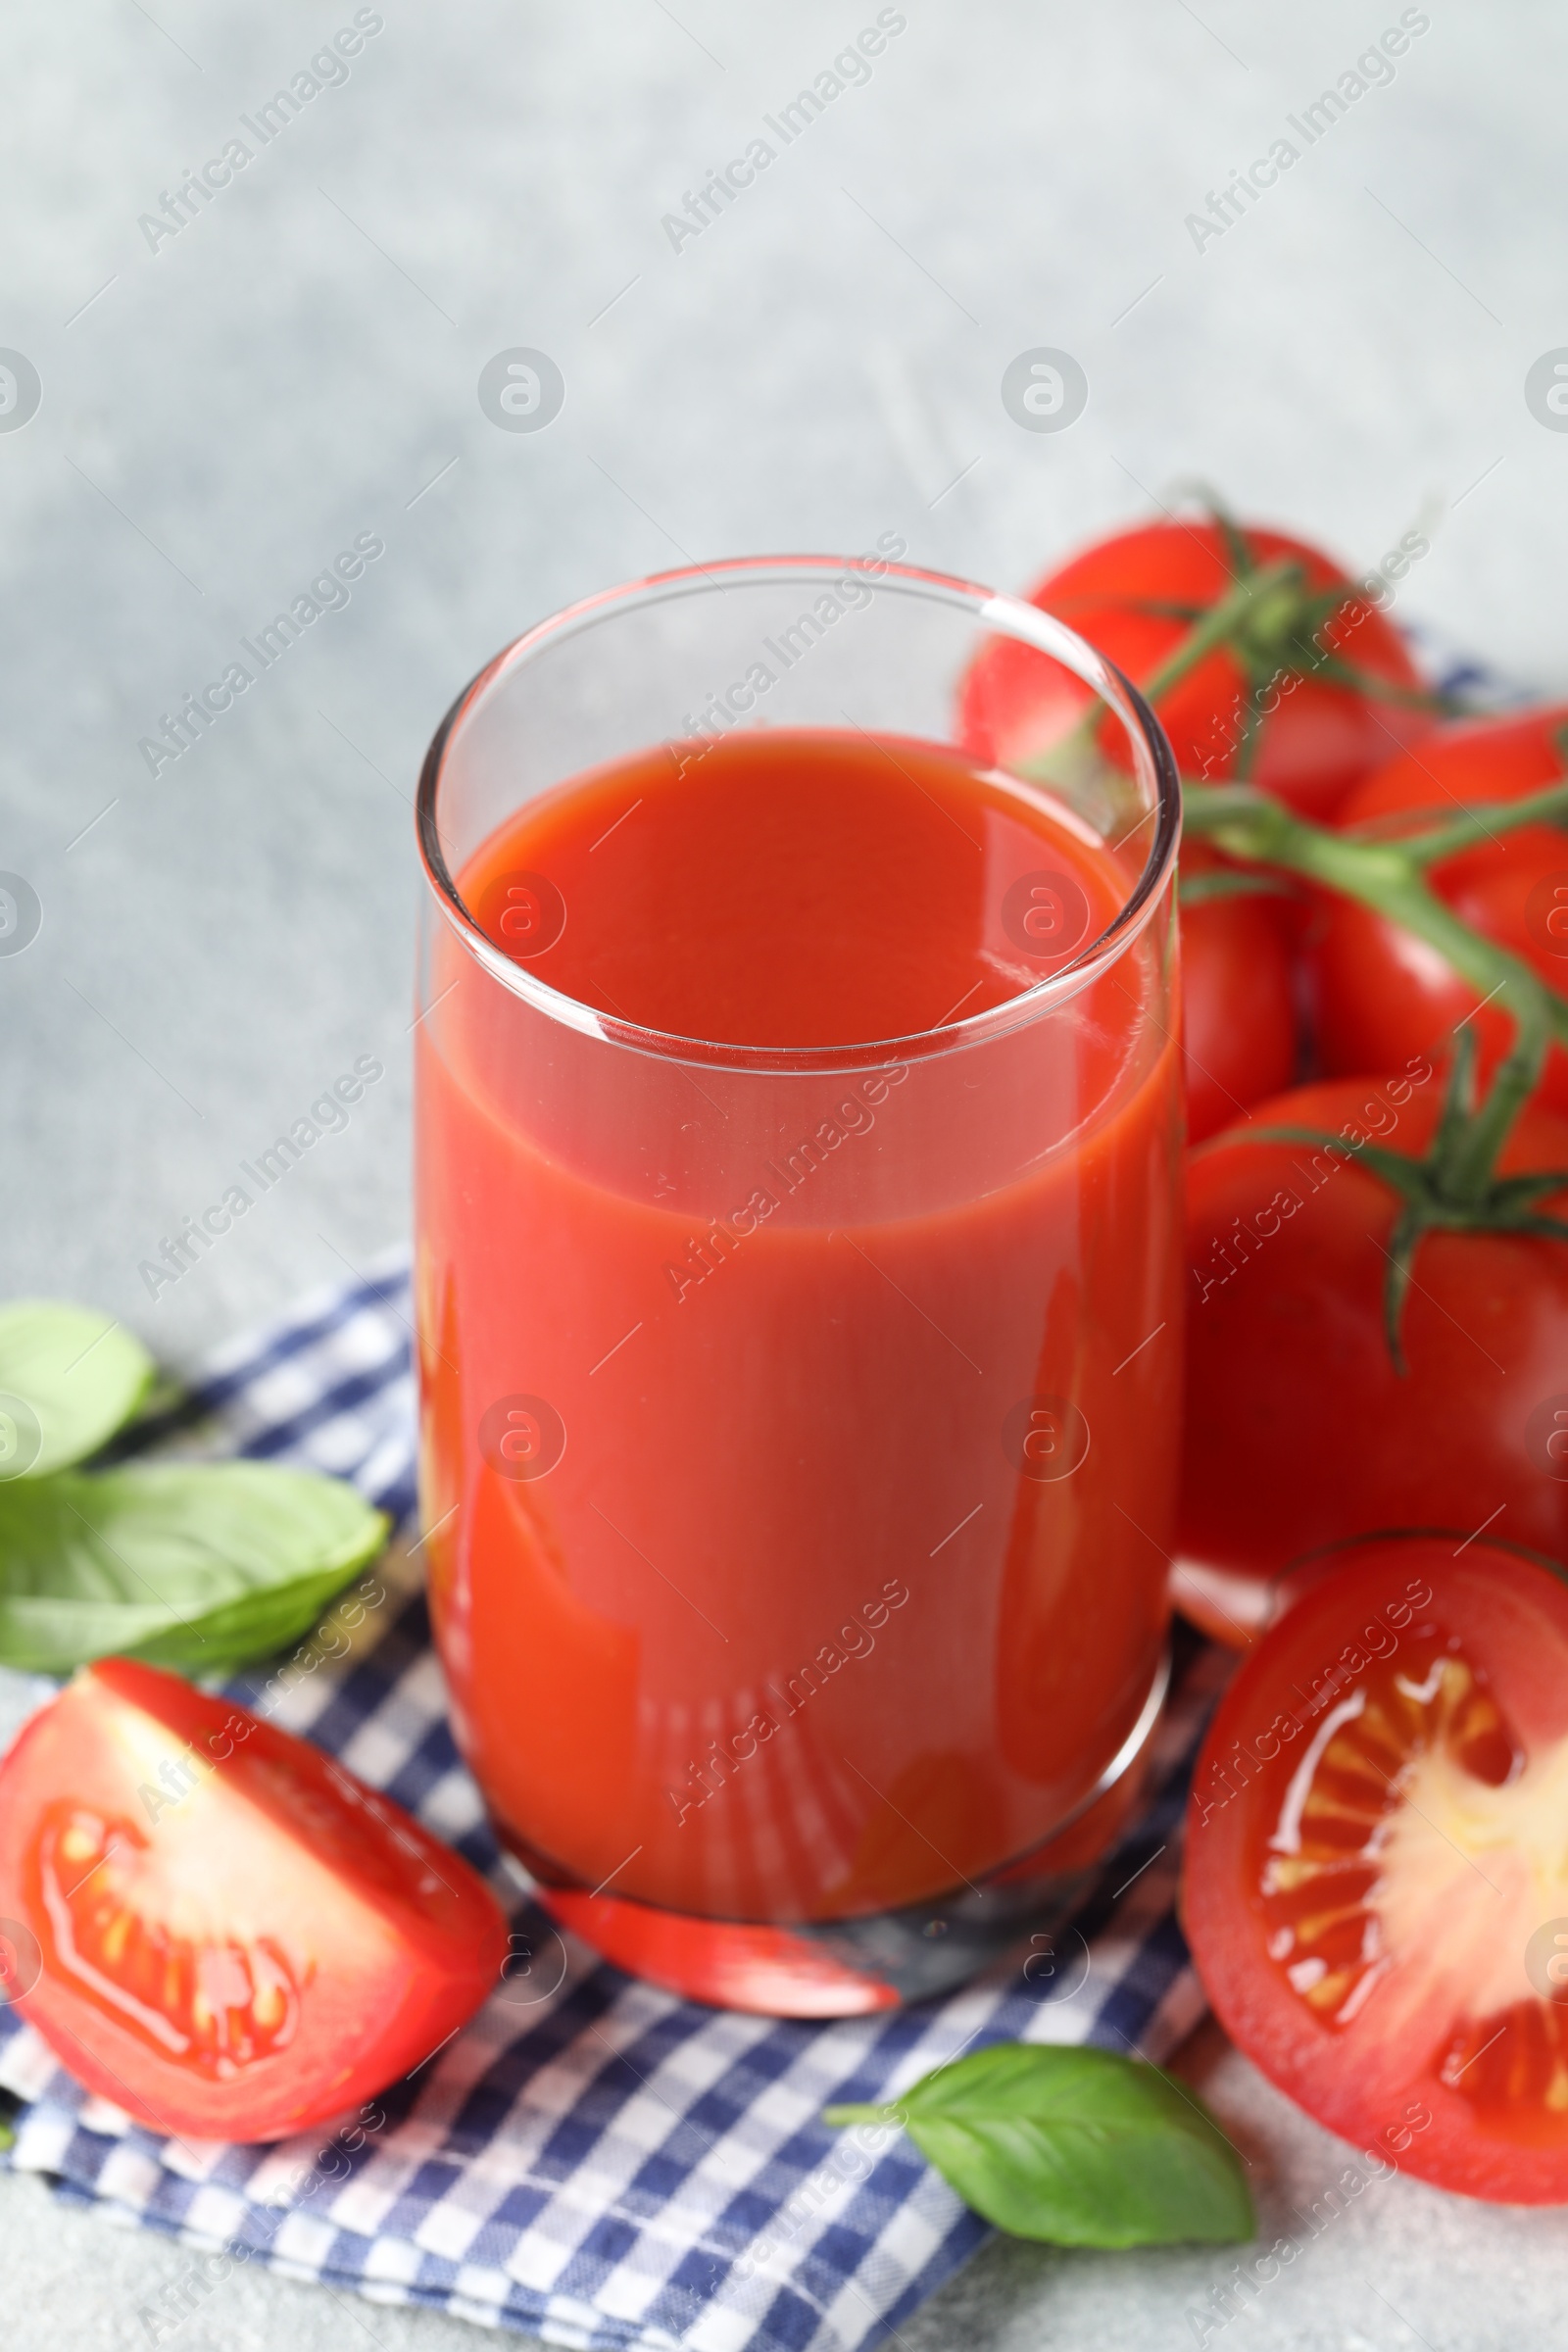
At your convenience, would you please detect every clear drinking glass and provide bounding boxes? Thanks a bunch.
[414,556,1181,2015]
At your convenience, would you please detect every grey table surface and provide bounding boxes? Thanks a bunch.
[4,0,1568,2343]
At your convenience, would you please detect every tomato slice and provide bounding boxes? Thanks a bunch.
[0,1659,509,2142]
[1185,1537,1568,2201]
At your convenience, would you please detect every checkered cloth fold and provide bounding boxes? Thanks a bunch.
[0,1253,1214,2351]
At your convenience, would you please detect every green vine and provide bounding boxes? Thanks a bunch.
[1181,776,1568,1059]
[1031,518,1568,1367]
[1053,506,1462,783]
[1233,1026,1568,1369]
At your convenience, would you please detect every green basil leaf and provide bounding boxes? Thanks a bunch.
[823,2043,1254,2249]
[0,1302,156,1479]
[0,1462,388,1675]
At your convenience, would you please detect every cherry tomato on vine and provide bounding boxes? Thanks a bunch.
[0,1659,509,2141]
[1180,843,1299,1144]
[1180,1074,1568,1579]
[1310,707,1568,1114]
[956,515,1436,820]
[1185,1535,1568,2202]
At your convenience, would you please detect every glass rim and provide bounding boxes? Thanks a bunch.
[416,554,1181,1076]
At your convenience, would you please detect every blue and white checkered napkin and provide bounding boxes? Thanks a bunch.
[0,1252,1215,2352]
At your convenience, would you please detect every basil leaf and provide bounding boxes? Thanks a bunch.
[823,2043,1253,2249]
[0,1302,155,1480]
[0,1463,388,1674]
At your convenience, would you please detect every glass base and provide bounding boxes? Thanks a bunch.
[512,1652,1170,2016]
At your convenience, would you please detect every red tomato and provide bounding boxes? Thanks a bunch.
[1186,1535,1568,2202]
[1181,1074,1568,1578]
[1181,844,1298,1144]
[0,1659,509,2141]
[1310,707,1568,1114]
[956,517,1434,820]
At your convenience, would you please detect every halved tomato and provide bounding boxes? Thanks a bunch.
[1186,1537,1568,2202]
[0,1659,508,2141]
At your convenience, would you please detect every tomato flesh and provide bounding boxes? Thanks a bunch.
[0,1659,509,2141]
[35,1802,302,2078]
[1187,1539,1568,2200]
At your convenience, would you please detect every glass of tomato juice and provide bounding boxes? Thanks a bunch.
[414,556,1182,2015]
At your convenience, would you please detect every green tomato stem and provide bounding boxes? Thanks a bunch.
[1135,557,1303,708]
[1043,539,1456,791]
[1048,558,1307,776]
[1182,780,1568,1058]
[1445,994,1549,1201]
[1390,775,1568,866]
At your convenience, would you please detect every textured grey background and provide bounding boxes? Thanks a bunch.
[4,0,1568,2343]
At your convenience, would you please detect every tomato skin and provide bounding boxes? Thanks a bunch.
[1310,708,1568,1114]
[956,519,1433,820]
[1181,846,1298,1143]
[0,1660,509,2142]
[1180,1075,1568,1577]
[1185,1538,1568,2203]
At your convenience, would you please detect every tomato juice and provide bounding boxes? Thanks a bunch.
[416,720,1181,2006]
